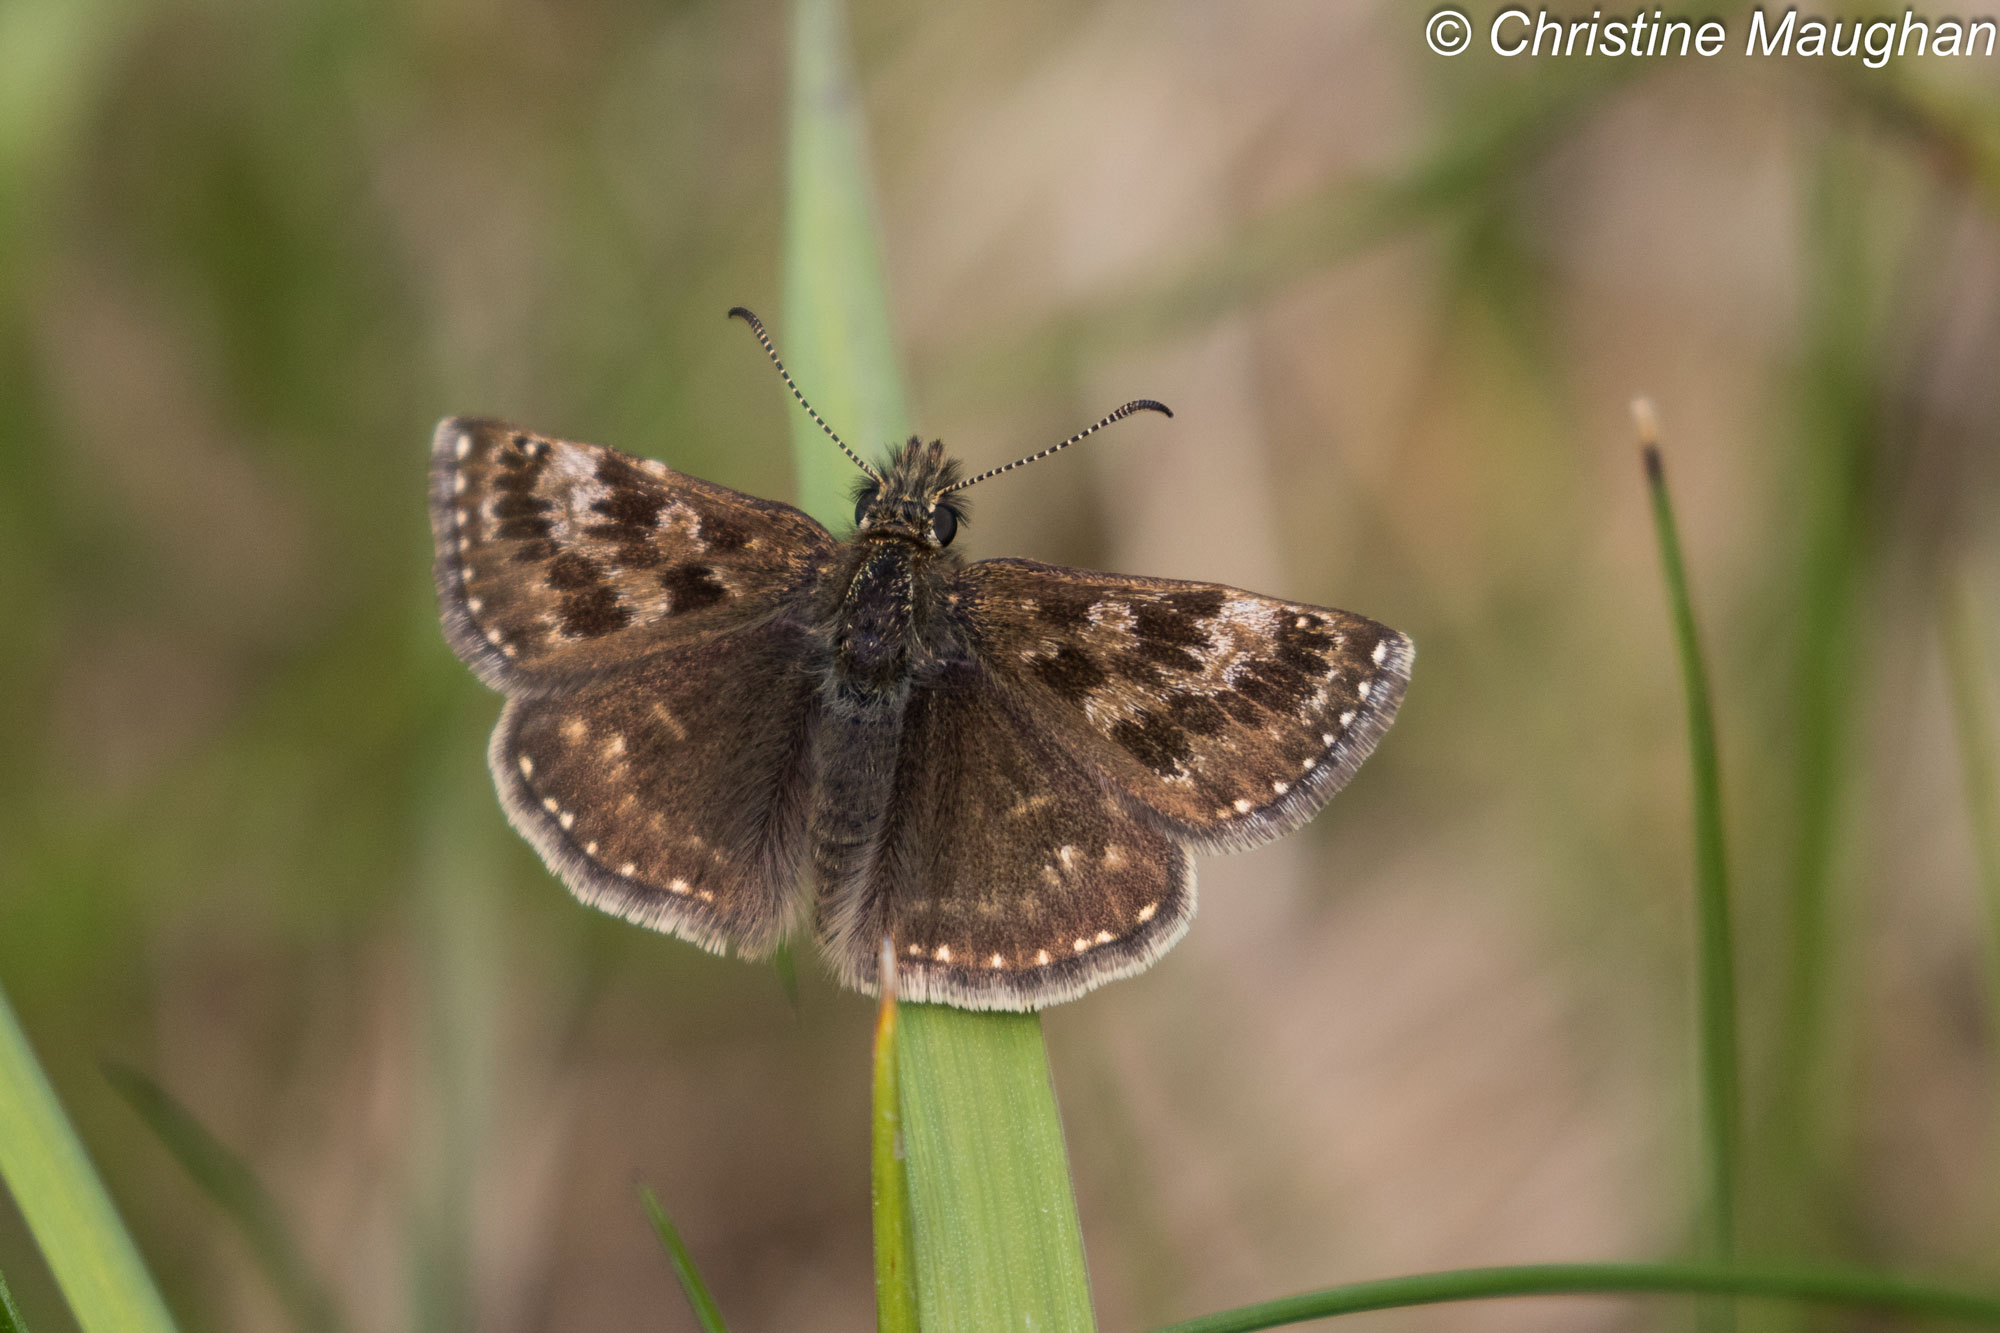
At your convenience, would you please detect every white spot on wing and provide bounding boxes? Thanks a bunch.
[1273,780,1289,795]
[518,755,533,777]
[1072,938,1091,953]
[1035,949,1051,966]
[669,878,691,895]
[1358,679,1373,700]
[1373,639,1390,665]
[618,862,636,876]
[1094,929,1114,944]
[541,796,559,814]
[1233,798,1253,814]
[1058,845,1076,870]
[934,945,952,962]
[1136,902,1158,922]
[1338,711,1355,728]
[558,810,574,830]
[455,433,472,459]
[988,953,1005,969]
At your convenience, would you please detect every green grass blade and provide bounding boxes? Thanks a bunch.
[1942,582,2000,1060]
[1638,408,1741,1283]
[1766,143,1877,1247]
[1154,1262,2000,1332]
[0,1266,29,1333]
[779,1,1096,1329]
[637,1184,729,1333]
[897,1007,1094,1330]
[412,729,507,1333]
[783,0,908,511]
[871,941,918,1333]
[102,1062,341,1333]
[0,982,177,1333]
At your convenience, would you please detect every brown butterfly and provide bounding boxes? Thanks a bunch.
[429,309,1411,1009]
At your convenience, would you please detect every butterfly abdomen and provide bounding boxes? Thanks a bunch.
[807,702,902,898]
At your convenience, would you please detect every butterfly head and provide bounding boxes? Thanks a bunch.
[853,437,967,548]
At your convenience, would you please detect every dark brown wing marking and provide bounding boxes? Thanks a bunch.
[431,417,836,693]
[815,660,1193,1010]
[491,625,820,957]
[958,559,1412,851]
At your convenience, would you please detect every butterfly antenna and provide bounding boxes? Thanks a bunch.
[728,306,883,481]
[943,399,1172,493]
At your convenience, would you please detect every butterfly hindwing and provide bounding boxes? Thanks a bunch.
[957,559,1412,849]
[815,659,1193,1010]
[431,417,837,692]
[491,625,821,957]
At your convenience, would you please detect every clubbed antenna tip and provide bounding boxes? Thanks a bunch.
[944,398,1173,493]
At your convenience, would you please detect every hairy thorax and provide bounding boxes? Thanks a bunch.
[818,536,962,710]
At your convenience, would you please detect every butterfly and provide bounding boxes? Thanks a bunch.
[429,309,1412,1009]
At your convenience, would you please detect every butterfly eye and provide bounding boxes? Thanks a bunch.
[931,504,958,547]
[853,486,879,526]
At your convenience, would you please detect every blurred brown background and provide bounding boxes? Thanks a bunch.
[4,1,2000,1328]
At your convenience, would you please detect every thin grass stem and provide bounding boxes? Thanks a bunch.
[0,982,177,1333]
[103,1062,340,1333]
[1637,404,1741,1311]
[1767,146,1876,1253]
[638,1185,728,1333]
[1154,1261,2000,1332]
[1941,580,2000,1109]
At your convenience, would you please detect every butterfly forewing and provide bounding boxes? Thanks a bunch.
[493,626,821,957]
[957,559,1412,848]
[431,418,836,691]
[816,660,1193,1010]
